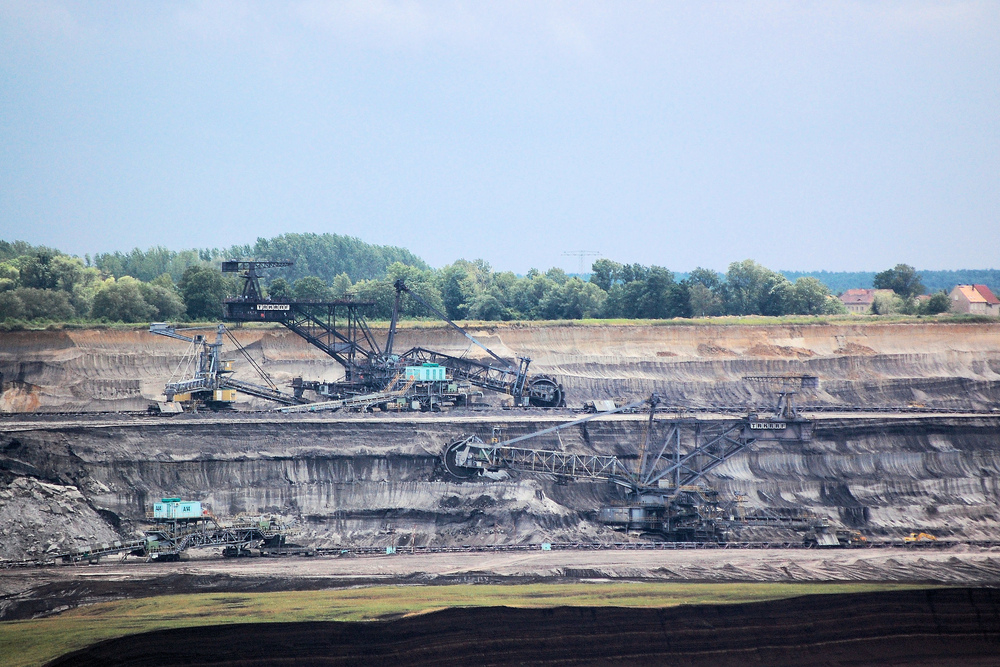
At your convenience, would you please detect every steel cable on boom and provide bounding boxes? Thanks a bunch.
[166,339,198,386]
[224,327,278,391]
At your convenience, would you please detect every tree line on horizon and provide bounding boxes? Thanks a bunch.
[777,269,1000,296]
[0,235,983,324]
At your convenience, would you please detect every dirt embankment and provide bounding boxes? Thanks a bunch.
[2,413,1000,559]
[2,321,1000,411]
[2,321,1000,562]
[5,549,1000,622]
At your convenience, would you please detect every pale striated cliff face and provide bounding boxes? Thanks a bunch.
[2,321,1000,411]
[2,321,999,560]
[2,412,999,559]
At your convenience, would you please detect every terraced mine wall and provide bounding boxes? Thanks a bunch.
[2,412,999,559]
[3,321,1000,412]
[2,321,999,559]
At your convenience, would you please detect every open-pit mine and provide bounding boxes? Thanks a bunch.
[2,319,1000,664]
[2,320,1000,556]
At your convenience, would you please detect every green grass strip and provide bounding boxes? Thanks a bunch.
[0,582,927,667]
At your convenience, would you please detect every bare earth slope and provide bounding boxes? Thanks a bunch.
[3,321,1000,411]
[2,322,1000,561]
[2,411,1000,559]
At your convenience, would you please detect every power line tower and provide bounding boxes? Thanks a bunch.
[562,250,600,275]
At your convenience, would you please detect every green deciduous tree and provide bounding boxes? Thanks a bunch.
[13,287,76,321]
[138,282,185,320]
[635,267,677,318]
[665,281,693,319]
[331,273,352,299]
[466,289,509,320]
[66,266,104,318]
[436,260,488,320]
[545,267,570,285]
[437,262,476,320]
[267,278,291,298]
[871,291,906,315]
[386,263,445,317]
[91,277,156,322]
[236,232,428,285]
[588,259,620,292]
[0,240,51,262]
[824,295,848,315]
[12,252,84,292]
[686,268,724,317]
[150,273,176,290]
[293,276,332,301]
[687,267,722,291]
[759,278,795,316]
[603,281,639,318]
[558,278,607,319]
[791,277,835,315]
[537,278,606,319]
[349,278,395,319]
[179,265,230,320]
[93,246,185,282]
[0,291,25,320]
[597,263,688,319]
[50,255,86,291]
[18,252,60,290]
[688,283,724,317]
[874,264,925,299]
[723,260,794,316]
[491,271,520,310]
[722,260,765,315]
[508,272,558,319]
[920,291,952,315]
[0,262,19,292]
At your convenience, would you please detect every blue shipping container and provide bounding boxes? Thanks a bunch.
[153,499,203,519]
[405,364,446,382]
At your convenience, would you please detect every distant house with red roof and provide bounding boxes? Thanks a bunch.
[839,288,895,315]
[949,284,1000,316]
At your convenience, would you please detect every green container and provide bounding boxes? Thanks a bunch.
[153,500,202,519]
[405,364,446,382]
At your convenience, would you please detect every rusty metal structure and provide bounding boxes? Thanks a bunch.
[443,394,831,543]
[149,322,305,408]
[8,506,291,565]
[222,261,564,408]
[742,374,819,419]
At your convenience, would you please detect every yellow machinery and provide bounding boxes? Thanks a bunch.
[904,532,937,543]
[150,323,306,410]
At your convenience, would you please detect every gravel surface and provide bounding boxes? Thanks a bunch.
[3,547,1000,620]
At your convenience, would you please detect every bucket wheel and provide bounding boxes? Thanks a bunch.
[443,437,484,480]
[526,375,565,407]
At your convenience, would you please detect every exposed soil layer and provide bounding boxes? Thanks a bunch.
[47,587,1000,667]
[4,321,1000,412]
[3,322,1000,561]
[0,572,371,621]
[3,411,1000,560]
[0,412,1000,558]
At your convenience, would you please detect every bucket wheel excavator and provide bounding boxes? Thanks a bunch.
[149,323,307,409]
[388,279,564,408]
[443,394,832,543]
[221,260,564,408]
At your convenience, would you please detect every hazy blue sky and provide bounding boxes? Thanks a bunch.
[1,1,997,273]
